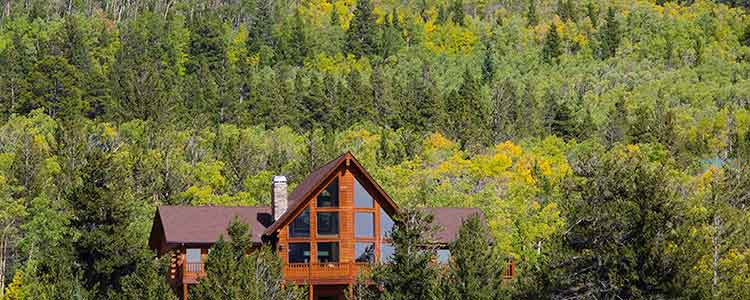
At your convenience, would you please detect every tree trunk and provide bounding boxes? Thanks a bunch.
[3,0,10,18]
[0,232,7,298]
[712,214,721,298]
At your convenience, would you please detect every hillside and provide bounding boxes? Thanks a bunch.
[0,0,749,299]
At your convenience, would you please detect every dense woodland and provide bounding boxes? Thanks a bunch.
[1,0,750,299]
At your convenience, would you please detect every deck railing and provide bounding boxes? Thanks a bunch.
[180,258,514,283]
[283,261,368,282]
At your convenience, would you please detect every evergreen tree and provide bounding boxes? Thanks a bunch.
[372,208,441,300]
[248,0,277,64]
[543,91,574,138]
[191,217,305,300]
[380,12,405,58]
[444,215,507,300]
[537,145,683,299]
[586,1,600,28]
[527,0,538,26]
[446,69,488,148]
[740,23,750,47]
[287,9,308,66]
[437,4,448,24]
[187,12,227,73]
[25,55,86,122]
[65,145,141,297]
[345,0,377,57]
[481,41,495,83]
[57,15,91,71]
[598,7,621,59]
[542,23,562,64]
[110,13,181,123]
[450,0,465,26]
[119,253,176,300]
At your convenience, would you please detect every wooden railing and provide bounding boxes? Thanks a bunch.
[182,262,206,282]
[283,261,368,282]
[502,260,516,280]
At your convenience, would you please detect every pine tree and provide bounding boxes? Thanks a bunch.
[345,0,377,57]
[481,41,495,83]
[283,9,308,66]
[192,217,305,300]
[187,12,226,73]
[372,208,441,300]
[119,253,176,300]
[25,55,86,122]
[537,145,683,299]
[598,7,621,59]
[527,0,538,26]
[444,215,507,300]
[446,69,487,148]
[450,0,465,26]
[248,0,277,63]
[437,4,448,24]
[543,91,574,138]
[586,1,599,28]
[542,23,562,64]
[65,145,141,297]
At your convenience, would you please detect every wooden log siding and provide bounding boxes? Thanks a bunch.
[278,167,385,284]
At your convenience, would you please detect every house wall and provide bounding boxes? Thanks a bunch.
[276,163,392,284]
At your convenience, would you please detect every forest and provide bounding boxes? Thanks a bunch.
[1,0,750,299]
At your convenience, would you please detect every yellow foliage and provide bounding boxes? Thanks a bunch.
[4,270,25,300]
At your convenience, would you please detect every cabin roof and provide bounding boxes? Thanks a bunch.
[419,207,484,244]
[156,205,273,245]
[149,152,485,248]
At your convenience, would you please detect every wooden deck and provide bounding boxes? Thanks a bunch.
[283,262,370,284]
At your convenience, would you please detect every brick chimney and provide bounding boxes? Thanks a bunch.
[271,176,288,221]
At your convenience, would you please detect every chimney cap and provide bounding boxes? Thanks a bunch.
[272,175,287,183]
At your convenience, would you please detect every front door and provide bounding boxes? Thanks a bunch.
[314,285,345,300]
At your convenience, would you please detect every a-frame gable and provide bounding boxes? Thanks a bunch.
[263,152,399,236]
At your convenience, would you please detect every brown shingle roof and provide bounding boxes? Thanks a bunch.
[420,207,484,244]
[157,205,272,245]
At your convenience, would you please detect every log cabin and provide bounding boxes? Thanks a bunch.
[148,152,515,300]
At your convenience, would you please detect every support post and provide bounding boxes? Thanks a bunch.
[308,284,313,300]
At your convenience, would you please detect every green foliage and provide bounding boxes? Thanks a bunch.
[0,1,749,299]
[345,0,377,57]
[521,144,683,299]
[526,0,538,26]
[119,254,176,300]
[541,24,562,64]
[191,217,305,300]
[443,215,507,300]
[597,7,621,59]
[449,0,465,26]
[372,208,441,300]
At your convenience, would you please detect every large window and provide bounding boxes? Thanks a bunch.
[288,243,311,263]
[355,242,375,263]
[317,178,339,207]
[317,212,339,236]
[186,248,201,263]
[289,207,310,238]
[381,243,395,263]
[436,249,451,264]
[354,179,373,208]
[317,242,340,263]
[380,207,394,239]
[355,212,374,238]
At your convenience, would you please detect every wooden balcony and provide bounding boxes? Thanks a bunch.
[180,259,515,285]
[283,262,369,284]
[182,262,206,283]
